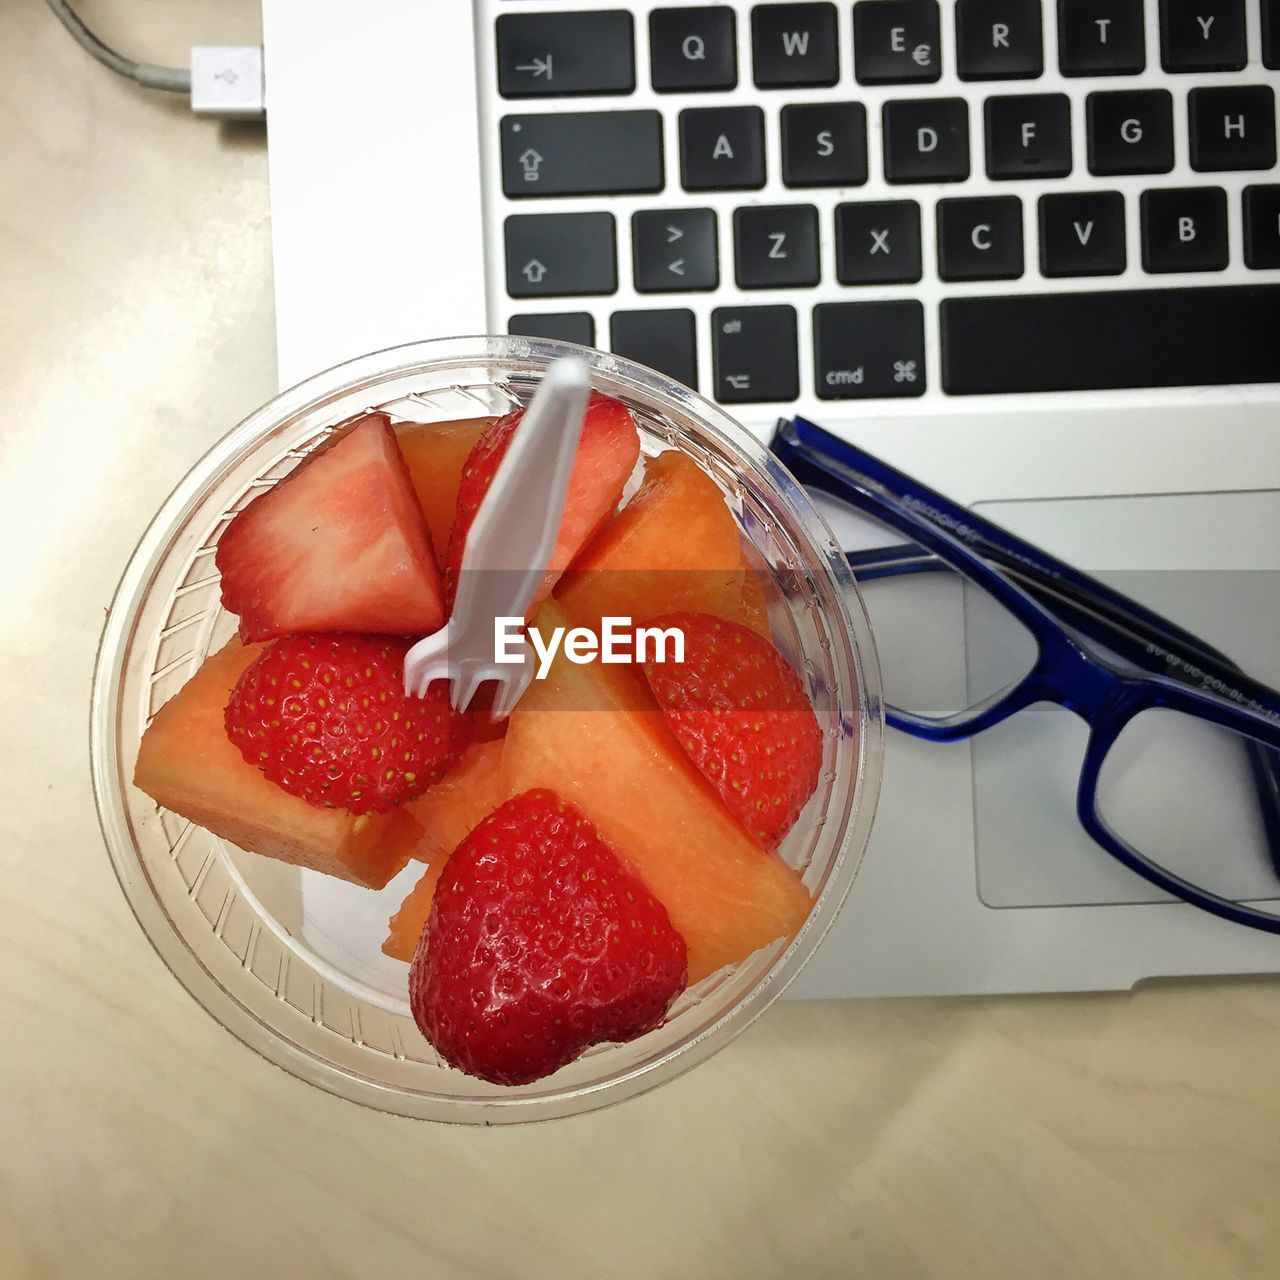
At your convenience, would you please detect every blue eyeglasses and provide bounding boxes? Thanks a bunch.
[771,415,1280,937]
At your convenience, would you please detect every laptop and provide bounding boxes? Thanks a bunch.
[259,0,1280,996]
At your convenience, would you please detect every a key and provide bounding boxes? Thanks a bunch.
[941,286,1280,393]
[633,209,719,293]
[650,6,738,92]
[1058,0,1145,76]
[883,99,970,183]
[781,103,868,188]
[497,11,635,98]
[813,301,926,399]
[1086,90,1175,176]
[985,94,1072,179]
[955,0,1043,80]
[937,196,1025,281]
[835,200,923,284]
[1266,0,1279,68]
[1159,0,1247,72]
[1244,186,1280,269]
[734,205,820,290]
[853,1,942,84]
[610,309,699,388]
[711,306,799,402]
[1038,191,1126,276]
[1140,187,1229,274]
[500,113,663,198]
[1189,87,1277,173]
[508,313,597,346]
[751,3,839,87]
[505,213,617,298]
[679,106,766,190]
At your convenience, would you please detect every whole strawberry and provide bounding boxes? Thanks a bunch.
[225,634,471,814]
[641,613,823,851]
[409,789,688,1086]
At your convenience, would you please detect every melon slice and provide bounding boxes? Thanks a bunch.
[557,450,745,630]
[403,740,508,864]
[134,640,421,889]
[383,859,450,962]
[216,413,445,642]
[394,417,491,560]
[502,602,813,984]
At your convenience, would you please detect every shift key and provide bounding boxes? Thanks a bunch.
[501,112,664,197]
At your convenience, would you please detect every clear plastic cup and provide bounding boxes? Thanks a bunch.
[90,336,884,1123]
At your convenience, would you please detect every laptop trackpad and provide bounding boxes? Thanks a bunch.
[969,490,1280,909]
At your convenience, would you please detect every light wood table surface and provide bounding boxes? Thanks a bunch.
[4,5,1280,1278]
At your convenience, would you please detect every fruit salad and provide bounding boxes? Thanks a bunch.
[133,388,825,1086]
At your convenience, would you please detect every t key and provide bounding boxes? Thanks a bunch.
[1058,0,1146,76]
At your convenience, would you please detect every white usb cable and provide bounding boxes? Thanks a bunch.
[45,0,265,119]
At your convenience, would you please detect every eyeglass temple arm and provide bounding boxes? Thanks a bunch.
[776,416,1280,714]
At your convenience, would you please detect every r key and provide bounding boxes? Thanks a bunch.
[955,0,1044,80]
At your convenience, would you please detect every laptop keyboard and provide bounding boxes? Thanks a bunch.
[484,1,1280,405]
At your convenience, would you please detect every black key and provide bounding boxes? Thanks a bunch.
[504,213,616,297]
[650,7,738,92]
[814,302,926,399]
[941,286,1280,394]
[509,312,597,346]
[985,95,1072,179]
[633,209,719,292]
[955,0,1043,80]
[1141,187,1229,273]
[1266,0,1280,69]
[853,1,942,84]
[1189,87,1277,173]
[883,99,970,183]
[1087,91,1175,176]
[937,196,1024,281]
[751,3,839,87]
[712,306,799,402]
[835,201,923,284]
[1159,0,1247,72]
[497,11,634,98]
[500,112,663,198]
[781,103,868,187]
[679,106,766,190]
[734,205,820,289]
[1058,0,1145,76]
[610,309,699,388]
[1244,186,1280,269]
[1038,191,1127,277]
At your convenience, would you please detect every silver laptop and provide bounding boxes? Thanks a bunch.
[260,0,1280,996]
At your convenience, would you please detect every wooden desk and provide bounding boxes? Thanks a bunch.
[3,5,1278,1277]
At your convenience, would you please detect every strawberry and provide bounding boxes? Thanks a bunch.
[216,413,446,643]
[224,634,471,815]
[640,613,823,851]
[409,789,688,1086]
[443,391,640,607]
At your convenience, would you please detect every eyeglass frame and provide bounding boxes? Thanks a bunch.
[770,414,1280,937]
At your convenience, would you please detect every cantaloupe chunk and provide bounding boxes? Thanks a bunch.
[395,417,491,560]
[502,602,813,984]
[134,640,421,889]
[383,857,450,961]
[557,450,746,630]
[403,740,508,863]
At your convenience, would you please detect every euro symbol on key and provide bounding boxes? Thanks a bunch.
[683,34,707,60]
[911,43,932,66]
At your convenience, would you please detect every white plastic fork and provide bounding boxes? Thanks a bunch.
[402,356,591,717]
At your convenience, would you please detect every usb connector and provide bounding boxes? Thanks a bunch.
[190,46,266,119]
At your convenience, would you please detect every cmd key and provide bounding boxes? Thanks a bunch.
[500,112,663,198]
[497,11,635,97]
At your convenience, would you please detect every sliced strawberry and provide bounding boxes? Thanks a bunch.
[443,391,640,607]
[640,613,823,851]
[216,413,446,642]
[224,634,471,815]
[409,789,688,1086]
